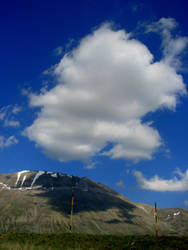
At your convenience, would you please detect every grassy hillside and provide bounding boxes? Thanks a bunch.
[0,233,187,249]
[0,171,187,236]
[0,186,176,236]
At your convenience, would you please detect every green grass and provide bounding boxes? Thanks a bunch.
[0,233,187,249]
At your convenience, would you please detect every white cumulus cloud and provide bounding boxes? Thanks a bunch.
[24,22,187,164]
[134,169,188,191]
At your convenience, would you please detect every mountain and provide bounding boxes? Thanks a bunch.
[0,170,187,235]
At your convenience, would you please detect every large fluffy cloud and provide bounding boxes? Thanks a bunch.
[25,21,186,164]
[134,169,188,191]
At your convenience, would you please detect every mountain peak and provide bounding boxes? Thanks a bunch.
[0,170,82,191]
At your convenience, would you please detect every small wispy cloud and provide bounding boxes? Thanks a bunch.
[126,169,130,174]
[53,46,63,56]
[184,200,188,207]
[115,180,126,189]
[0,135,18,149]
[0,106,10,121]
[134,168,188,191]
[131,2,144,13]
[0,105,21,128]
[0,112,6,121]
[12,105,22,114]
[0,105,20,150]
[146,17,188,70]
[4,119,20,128]
[85,162,96,169]
[42,65,57,76]
[21,88,31,96]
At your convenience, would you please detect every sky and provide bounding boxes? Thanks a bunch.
[0,0,188,209]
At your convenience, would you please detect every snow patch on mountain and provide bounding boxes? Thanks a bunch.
[0,182,11,190]
[20,175,27,188]
[174,211,180,217]
[15,170,29,186]
[31,171,45,187]
[51,173,57,178]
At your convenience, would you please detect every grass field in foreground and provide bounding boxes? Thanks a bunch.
[0,233,187,249]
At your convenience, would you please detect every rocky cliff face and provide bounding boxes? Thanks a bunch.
[0,170,187,235]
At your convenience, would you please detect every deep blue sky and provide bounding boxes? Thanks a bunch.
[0,0,188,209]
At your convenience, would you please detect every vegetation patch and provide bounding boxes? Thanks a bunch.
[0,233,187,249]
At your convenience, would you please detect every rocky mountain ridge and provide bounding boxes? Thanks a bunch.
[0,170,80,189]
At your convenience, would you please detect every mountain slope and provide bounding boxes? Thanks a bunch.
[0,170,187,235]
